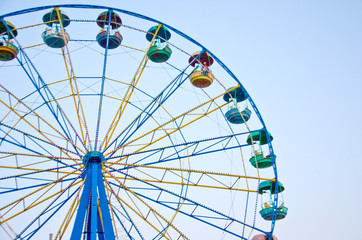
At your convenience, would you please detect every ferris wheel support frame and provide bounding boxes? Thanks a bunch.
[0,4,281,239]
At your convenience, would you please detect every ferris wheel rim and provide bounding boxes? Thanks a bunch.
[0,4,283,239]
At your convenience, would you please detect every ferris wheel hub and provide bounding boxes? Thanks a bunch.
[83,151,105,166]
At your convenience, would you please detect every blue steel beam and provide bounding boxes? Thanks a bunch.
[0,122,80,157]
[107,130,256,171]
[14,172,83,239]
[98,169,116,239]
[0,4,278,238]
[0,136,80,169]
[0,5,273,155]
[95,9,113,151]
[0,163,81,182]
[105,180,145,239]
[107,166,268,239]
[70,168,92,239]
[103,52,201,157]
[0,23,82,155]
[97,210,105,240]
[0,177,77,195]
[71,161,115,239]
[23,185,80,239]
[90,164,98,240]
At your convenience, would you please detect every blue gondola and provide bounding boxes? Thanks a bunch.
[42,9,70,48]
[225,107,251,124]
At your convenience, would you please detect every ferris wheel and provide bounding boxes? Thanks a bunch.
[0,4,287,240]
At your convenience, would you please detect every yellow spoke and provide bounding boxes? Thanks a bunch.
[46,77,69,86]
[11,20,59,32]
[55,7,92,150]
[22,42,46,49]
[105,187,119,240]
[120,44,146,52]
[113,162,273,181]
[0,165,78,175]
[107,175,256,192]
[0,151,80,161]
[0,167,83,212]
[104,168,188,239]
[101,24,164,150]
[105,163,272,193]
[103,178,171,240]
[55,178,85,239]
[0,179,82,224]
[105,93,229,164]
[0,164,81,180]
[0,84,85,158]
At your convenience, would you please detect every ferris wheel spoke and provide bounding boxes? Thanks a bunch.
[107,165,265,239]
[0,177,78,197]
[0,150,79,165]
[100,24,181,153]
[19,182,82,239]
[105,163,270,192]
[10,48,86,154]
[0,163,81,183]
[0,20,88,154]
[101,53,204,155]
[104,168,189,239]
[53,7,92,151]
[107,130,252,169]
[0,84,85,158]
[105,89,229,163]
[0,122,81,157]
[54,177,85,240]
[1,178,82,227]
[94,9,117,151]
[105,180,145,239]
[0,167,83,215]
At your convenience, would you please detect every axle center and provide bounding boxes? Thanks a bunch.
[83,151,105,166]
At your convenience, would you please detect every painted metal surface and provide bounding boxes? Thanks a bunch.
[0,4,283,240]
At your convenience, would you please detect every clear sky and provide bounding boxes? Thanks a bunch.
[1,0,362,239]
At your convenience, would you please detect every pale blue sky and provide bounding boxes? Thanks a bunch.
[1,1,362,239]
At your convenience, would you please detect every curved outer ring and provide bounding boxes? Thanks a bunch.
[0,4,280,237]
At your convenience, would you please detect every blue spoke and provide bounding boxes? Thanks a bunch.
[0,122,80,157]
[108,131,255,169]
[23,185,81,239]
[0,177,77,195]
[105,180,144,240]
[0,163,81,182]
[107,165,267,238]
[14,171,84,239]
[103,64,196,157]
[94,9,113,151]
[0,19,85,154]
